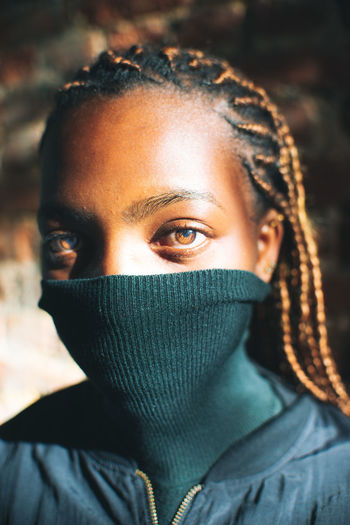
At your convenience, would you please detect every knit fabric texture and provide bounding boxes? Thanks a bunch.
[39,269,282,524]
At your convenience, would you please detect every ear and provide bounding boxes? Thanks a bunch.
[254,209,284,283]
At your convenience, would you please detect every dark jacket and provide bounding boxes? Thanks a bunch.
[1,370,350,525]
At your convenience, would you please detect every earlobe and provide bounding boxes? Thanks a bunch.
[263,261,277,275]
[255,210,284,282]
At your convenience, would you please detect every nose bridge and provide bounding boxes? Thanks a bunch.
[97,233,146,277]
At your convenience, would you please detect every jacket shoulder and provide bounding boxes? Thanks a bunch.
[0,381,114,448]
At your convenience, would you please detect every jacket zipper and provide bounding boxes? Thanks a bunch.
[136,469,202,525]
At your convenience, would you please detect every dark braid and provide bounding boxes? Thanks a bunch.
[40,43,350,415]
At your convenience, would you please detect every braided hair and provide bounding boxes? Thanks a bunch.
[40,44,350,415]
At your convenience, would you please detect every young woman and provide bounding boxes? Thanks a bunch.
[1,44,350,525]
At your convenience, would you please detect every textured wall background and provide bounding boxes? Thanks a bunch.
[1,0,350,423]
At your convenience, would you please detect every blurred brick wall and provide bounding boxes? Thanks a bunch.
[1,0,350,423]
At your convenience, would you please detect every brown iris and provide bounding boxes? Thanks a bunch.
[61,238,74,250]
[48,234,79,253]
[175,229,196,245]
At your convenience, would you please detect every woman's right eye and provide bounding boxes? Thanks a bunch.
[42,232,81,257]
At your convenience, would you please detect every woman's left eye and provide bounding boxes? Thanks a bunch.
[154,228,207,249]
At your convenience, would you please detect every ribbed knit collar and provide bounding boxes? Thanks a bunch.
[39,269,283,524]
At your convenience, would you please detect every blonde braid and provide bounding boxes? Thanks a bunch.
[211,58,350,411]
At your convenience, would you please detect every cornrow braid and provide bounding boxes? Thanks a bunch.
[40,43,350,415]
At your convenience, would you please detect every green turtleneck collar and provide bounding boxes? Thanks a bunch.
[140,333,283,524]
[39,269,283,524]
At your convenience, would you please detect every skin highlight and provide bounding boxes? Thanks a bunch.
[38,88,283,282]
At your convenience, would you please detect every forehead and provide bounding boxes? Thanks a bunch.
[40,87,250,214]
[63,86,231,135]
[44,86,236,165]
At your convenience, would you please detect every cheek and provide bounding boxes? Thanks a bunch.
[212,192,259,271]
[210,230,258,271]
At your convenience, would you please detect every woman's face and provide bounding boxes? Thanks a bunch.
[38,88,283,280]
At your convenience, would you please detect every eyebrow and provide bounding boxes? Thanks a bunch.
[37,204,95,227]
[122,189,224,224]
[36,189,224,227]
